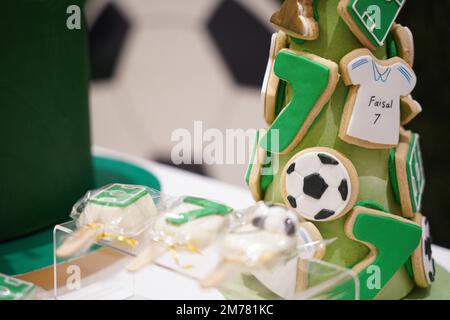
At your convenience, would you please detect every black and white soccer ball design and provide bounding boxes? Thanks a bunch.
[283,150,355,221]
[421,217,435,284]
[248,202,299,237]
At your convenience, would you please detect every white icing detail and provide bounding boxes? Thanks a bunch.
[421,217,434,284]
[292,152,322,177]
[285,171,304,198]
[346,54,416,145]
[284,151,352,221]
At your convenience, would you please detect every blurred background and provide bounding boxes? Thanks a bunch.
[84,0,450,247]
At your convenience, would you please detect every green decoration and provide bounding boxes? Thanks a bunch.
[388,149,401,203]
[255,0,420,300]
[245,130,260,188]
[89,184,148,208]
[0,273,36,300]
[406,134,425,212]
[346,0,406,48]
[260,50,331,153]
[355,200,387,212]
[166,197,233,226]
[350,212,421,300]
[275,80,287,116]
[260,152,274,194]
[0,0,93,242]
[385,33,399,58]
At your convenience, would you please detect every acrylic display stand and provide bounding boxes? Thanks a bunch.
[53,221,359,300]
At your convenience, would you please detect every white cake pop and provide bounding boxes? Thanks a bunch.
[57,183,158,258]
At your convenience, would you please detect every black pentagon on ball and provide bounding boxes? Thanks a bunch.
[425,237,433,260]
[303,173,328,199]
[287,195,297,208]
[318,153,339,165]
[338,179,349,201]
[286,162,296,174]
[314,209,335,220]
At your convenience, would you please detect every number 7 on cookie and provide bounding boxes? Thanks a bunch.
[260,49,339,154]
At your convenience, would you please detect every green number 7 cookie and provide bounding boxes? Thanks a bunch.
[260,49,339,154]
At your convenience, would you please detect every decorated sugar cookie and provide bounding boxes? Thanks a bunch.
[262,31,289,125]
[400,95,421,125]
[57,183,158,258]
[127,197,233,271]
[0,273,37,300]
[411,213,435,288]
[201,203,301,288]
[338,0,406,50]
[281,147,359,221]
[344,205,422,300]
[270,0,319,40]
[339,48,416,148]
[260,49,339,154]
[245,129,274,201]
[389,130,425,218]
[389,24,415,67]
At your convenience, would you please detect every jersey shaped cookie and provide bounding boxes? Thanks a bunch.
[260,49,339,154]
[270,0,319,40]
[262,31,289,125]
[388,130,425,218]
[339,48,416,148]
[338,0,406,50]
[281,147,359,221]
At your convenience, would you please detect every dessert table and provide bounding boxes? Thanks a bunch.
[86,146,450,300]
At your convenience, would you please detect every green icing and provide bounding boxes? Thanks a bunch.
[404,257,414,279]
[89,184,148,208]
[290,37,307,45]
[312,0,320,21]
[0,274,36,300]
[166,197,233,226]
[406,134,425,212]
[275,80,287,116]
[245,130,259,187]
[388,148,401,203]
[260,152,274,194]
[385,32,398,58]
[260,50,331,153]
[351,212,421,300]
[347,0,406,48]
[355,200,387,212]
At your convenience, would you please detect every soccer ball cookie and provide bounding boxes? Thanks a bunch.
[281,148,359,221]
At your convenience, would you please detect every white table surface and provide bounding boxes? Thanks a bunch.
[89,146,450,299]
